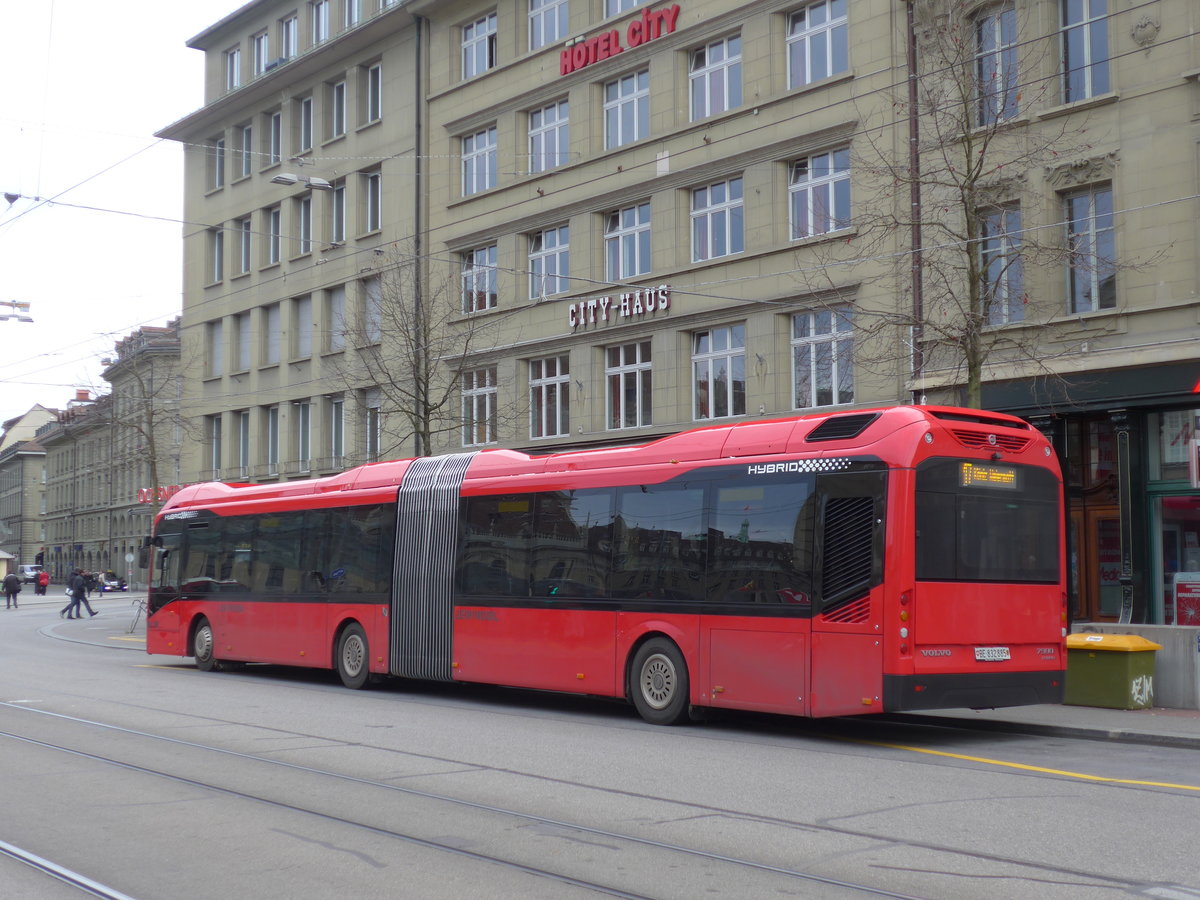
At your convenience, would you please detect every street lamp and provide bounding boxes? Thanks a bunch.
[0,300,33,322]
[270,173,334,191]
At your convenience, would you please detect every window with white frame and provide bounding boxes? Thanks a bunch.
[604,0,644,15]
[462,245,498,312]
[792,307,853,408]
[207,320,225,377]
[364,388,382,461]
[979,204,1024,325]
[281,15,299,58]
[208,228,224,282]
[253,32,270,75]
[297,96,313,152]
[297,195,313,254]
[462,367,498,446]
[529,225,569,298]
[235,312,252,371]
[529,355,570,439]
[209,416,223,474]
[209,138,225,190]
[267,205,282,265]
[530,0,568,51]
[692,325,745,420]
[225,47,242,91]
[238,124,254,177]
[329,81,347,138]
[789,148,850,239]
[529,99,569,173]
[327,285,346,351]
[237,410,251,472]
[266,405,280,472]
[311,0,330,44]
[296,401,312,470]
[236,217,252,274]
[364,62,382,123]
[690,35,741,121]
[331,182,346,243]
[1061,0,1108,103]
[605,202,651,281]
[364,170,382,232]
[691,176,743,261]
[363,276,383,343]
[1065,183,1115,313]
[294,295,313,358]
[267,111,282,164]
[329,396,345,459]
[604,70,649,149]
[264,303,282,365]
[343,0,360,28]
[787,0,847,89]
[606,340,652,429]
[462,126,497,195]
[976,3,1017,125]
[462,13,497,79]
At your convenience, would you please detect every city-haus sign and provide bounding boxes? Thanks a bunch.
[559,3,682,75]
[567,285,671,330]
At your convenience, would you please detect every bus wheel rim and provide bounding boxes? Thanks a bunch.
[342,635,364,676]
[640,654,675,710]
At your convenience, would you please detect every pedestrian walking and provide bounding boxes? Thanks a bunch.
[60,569,97,619]
[3,571,21,609]
[36,570,49,596]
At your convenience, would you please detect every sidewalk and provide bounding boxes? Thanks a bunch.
[27,592,1200,749]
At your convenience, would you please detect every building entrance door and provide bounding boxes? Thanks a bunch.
[1069,505,1121,622]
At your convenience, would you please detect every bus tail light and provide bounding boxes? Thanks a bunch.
[899,591,912,653]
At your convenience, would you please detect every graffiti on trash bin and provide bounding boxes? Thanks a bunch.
[1131,674,1153,707]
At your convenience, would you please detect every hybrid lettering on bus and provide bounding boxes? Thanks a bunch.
[144,406,1066,724]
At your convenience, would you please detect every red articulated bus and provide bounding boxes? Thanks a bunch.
[144,406,1066,724]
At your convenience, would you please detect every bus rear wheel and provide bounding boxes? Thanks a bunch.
[193,619,218,672]
[336,623,370,689]
[630,638,690,725]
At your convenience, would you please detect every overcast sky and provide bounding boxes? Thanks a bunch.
[0,0,241,425]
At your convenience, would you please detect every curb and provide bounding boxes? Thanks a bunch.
[888,712,1200,751]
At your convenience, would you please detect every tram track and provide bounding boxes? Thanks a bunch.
[0,700,1167,899]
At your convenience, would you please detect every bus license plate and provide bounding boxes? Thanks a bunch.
[975,646,1011,662]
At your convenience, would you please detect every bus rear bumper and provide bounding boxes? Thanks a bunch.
[882,670,1065,712]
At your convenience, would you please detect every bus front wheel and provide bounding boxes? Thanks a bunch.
[336,623,370,690]
[193,619,218,672]
[630,638,690,725]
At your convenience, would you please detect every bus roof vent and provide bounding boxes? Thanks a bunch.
[805,412,880,443]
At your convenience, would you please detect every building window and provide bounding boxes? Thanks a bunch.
[604,70,649,149]
[264,303,281,366]
[462,367,498,446]
[691,176,743,262]
[462,245,498,313]
[364,276,383,343]
[327,285,346,351]
[225,47,242,91]
[789,148,850,239]
[294,295,313,358]
[266,406,280,472]
[364,170,382,232]
[605,202,651,281]
[237,217,252,274]
[207,320,225,377]
[690,35,741,121]
[1065,184,1115,313]
[238,124,254,178]
[693,325,745,420]
[281,15,299,58]
[463,12,497,79]
[976,3,1017,125]
[529,99,569,174]
[209,138,225,191]
[344,0,360,28]
[296,401,312,471]
[253,32,270,75]
[605,0,643,15]
[267,206,282,265]
[530,0,568,51]
[606,340,652,429]
[364,63,382,123]
[209,416,223,474]
[529,225,569,298]
[311,0,330,44]
[792,308,853,408]
[787,0,847,89]
[530,355,570,439]
[329,396,345,459]
[329,81,347,139]
[237,410,251,472]
[331,182,347,243]
[297,195,313,254]
[297,96,313,153]
[364,388,382,461]
[235,312,252,371]
[462,126,497,196]
[1061,0,1108,103]
[207,228,224,283]
[979,204,1023,325]
[267,111,282,164]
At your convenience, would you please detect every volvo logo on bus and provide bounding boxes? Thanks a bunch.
[921,649,953,657]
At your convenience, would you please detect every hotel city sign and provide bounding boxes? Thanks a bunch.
[559,3,682,75]
[567,285,672,330]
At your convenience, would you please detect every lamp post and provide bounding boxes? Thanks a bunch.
[0,300,33,322]
[270,173,334,191]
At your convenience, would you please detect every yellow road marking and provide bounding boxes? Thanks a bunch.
[861,739,1200,792]
[108,636,145,644]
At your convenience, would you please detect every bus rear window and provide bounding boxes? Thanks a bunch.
[916,459,1060,583]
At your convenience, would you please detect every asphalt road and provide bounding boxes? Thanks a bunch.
[1,595,1198,899]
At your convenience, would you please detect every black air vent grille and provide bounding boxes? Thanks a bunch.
[822,496,875,600]
[806,413,880,443]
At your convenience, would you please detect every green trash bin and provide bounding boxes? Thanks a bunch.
[1064,633,1162,709]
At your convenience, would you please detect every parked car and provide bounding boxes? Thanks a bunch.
[99,572,128,592]
[18,564,42,585]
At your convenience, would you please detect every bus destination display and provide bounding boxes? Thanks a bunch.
[959,462,1019,489]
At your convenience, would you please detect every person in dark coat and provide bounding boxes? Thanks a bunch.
[60,569,97,619]
[3,572,20,609]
